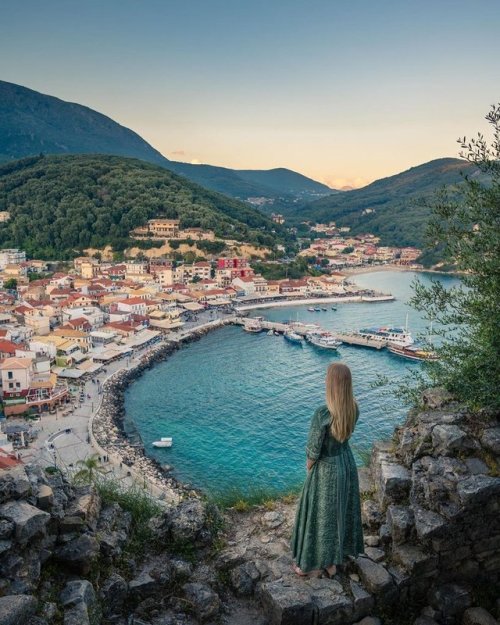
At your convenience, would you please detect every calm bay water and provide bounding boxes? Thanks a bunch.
[124,271,458,495]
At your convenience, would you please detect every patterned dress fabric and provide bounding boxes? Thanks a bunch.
[290,404,364,572]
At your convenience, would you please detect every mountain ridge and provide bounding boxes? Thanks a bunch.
[0,80,332,200]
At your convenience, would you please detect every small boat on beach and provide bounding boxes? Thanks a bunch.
[284,330,304,345]
[152,437,173,448]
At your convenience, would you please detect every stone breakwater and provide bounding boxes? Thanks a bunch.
[91,322,232,501]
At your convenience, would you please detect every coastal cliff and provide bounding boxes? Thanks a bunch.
[0,389,499,625]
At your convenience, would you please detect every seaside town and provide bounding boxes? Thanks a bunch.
[0,217,423,475]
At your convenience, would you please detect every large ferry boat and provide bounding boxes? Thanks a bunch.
[357,325,414,347]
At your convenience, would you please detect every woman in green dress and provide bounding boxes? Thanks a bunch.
[290,362,364,577]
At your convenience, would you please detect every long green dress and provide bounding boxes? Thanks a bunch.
[290,404,364,572]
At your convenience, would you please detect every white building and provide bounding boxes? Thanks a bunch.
[0,249,26,270]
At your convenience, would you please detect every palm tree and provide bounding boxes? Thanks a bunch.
[73,453,106,485]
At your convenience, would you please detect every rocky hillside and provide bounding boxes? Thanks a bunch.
[1,387,499,625]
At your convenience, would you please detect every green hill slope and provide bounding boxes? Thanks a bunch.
[0,80,332,200]
[294,158,483,247]
[0,155,284,259]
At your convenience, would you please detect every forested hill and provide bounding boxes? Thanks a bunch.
[0,155,284,259]
[294,158,483,248]
[0,80,332,201]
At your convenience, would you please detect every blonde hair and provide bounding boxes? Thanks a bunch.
[326,363,357,442]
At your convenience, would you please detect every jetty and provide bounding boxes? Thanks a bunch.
[334,332,386,349]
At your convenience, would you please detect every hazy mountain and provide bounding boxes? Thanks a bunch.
[0,80,332,200]
[0,154,286,259]
[292,158,483,247]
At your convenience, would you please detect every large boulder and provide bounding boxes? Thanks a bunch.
[480,427,500,455]
[457,475,500,507]
[355,556,396,596]
[431,425,477,456]
[230,561,261,596]
[0,467,31,503]
[100,572,128,616]
[0,500,50,543]
[54,535,99,574]
[0,594,37,625]
[303,576,353,625]
[376,462,411,507]
[182,582,220,622]
[259,580,313,625]
[386,505,414,545]
[60,579,99,625]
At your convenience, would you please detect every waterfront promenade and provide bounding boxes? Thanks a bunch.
[16,309,233,500]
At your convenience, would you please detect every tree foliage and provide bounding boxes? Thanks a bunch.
[0,154,287,259]
[410,104,500,410]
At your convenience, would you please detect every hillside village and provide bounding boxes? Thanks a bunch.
[0,217,423,425]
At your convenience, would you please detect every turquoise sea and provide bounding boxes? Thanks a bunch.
[124,271,458,496]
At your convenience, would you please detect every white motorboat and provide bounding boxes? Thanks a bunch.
[306,332,342,350]
[284,330,303,345]
[152,437,173,448]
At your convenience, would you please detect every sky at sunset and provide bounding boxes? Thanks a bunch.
[1,0,499,188]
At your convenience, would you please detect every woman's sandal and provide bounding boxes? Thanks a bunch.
[292,564,309,577]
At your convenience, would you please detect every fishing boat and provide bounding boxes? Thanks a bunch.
[152,437,173,448]
[306,332,342,350]
[284,330,303,345]
[387,343,438,361]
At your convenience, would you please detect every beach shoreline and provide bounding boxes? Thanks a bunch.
[234,294,394,312]
[341,263,459,277]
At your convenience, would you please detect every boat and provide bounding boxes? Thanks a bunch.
[314,307,321,312]
[321,307,327,311]
[357,326,414,347]
[244,320,263,333]
[331,306,337,311]
[307,307,315,312]
[387,343,438,361]
[152,437,173,448]
[284,330,303,345]
[306,332,342,350]
[267,329,276,336]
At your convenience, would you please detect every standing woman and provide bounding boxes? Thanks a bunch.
[291,362,364,577]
